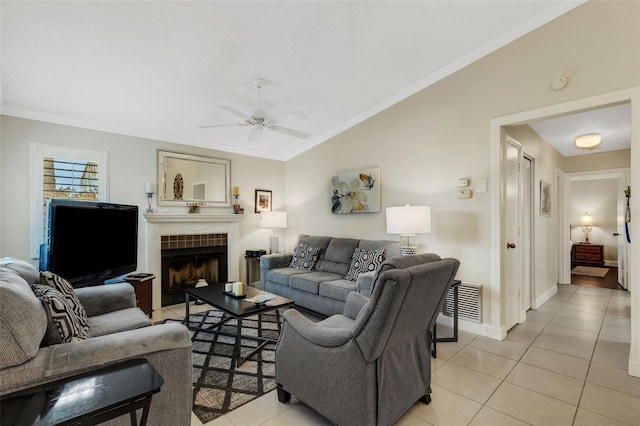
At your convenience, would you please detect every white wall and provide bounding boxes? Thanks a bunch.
[284,1,640,337]
[0,116,286,282]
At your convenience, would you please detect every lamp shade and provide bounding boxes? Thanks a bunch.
[386,205,431,235]
[260,211,287,229]
[578,212,596,227]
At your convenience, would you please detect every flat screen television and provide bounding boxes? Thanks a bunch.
[41,199,139,287]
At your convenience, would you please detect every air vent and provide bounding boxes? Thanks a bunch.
[443,282,482,323]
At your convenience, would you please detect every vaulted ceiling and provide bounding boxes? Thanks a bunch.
[2,1,590,160]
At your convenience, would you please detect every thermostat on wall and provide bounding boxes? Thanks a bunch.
[457,189,472,199]
[457,178,470,187]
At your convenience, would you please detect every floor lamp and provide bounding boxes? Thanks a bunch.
[386,205,431,255]
[260,211,287,254]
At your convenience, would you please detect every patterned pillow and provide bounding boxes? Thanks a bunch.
[344,248,385,281]
[289,241,321,270]
[39,271,90,339]
[32,284,90,344]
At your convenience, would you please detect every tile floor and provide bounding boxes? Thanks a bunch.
[153,284,638,425]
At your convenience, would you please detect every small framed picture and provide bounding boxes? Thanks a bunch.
[255,189,272,213]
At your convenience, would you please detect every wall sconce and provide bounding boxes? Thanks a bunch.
[233,186,242,214]
[386,205,432,255]
[578,212,596,243]
[260,211,287,254]
[145,182,155,213]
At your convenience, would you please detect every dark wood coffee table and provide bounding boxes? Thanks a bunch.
[184,283,294,367]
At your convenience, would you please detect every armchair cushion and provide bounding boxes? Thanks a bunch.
[0,271,47,369]
[289,241,321,270]
[0,258,40,285]
[32,284,90,344]
[344,248,384,281]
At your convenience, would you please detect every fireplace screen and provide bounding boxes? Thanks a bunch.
[160,235,228,306]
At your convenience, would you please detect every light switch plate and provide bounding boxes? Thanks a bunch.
[476,179,487,193]
[457,189,472,199]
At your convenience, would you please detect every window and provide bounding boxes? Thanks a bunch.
[30,144,109,258]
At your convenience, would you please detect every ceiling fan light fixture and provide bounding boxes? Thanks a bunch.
[575,133,601,150]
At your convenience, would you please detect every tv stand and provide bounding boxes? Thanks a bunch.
[125,274,155,318]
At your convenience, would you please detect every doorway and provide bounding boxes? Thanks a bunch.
[490,88,639,341]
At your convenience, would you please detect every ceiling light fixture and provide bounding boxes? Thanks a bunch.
[575,133,601,150]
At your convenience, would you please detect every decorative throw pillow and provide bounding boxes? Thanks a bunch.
[32,284,90,344]
[39,271,90,339]
[289,241,321,270]
[344,248,385,281]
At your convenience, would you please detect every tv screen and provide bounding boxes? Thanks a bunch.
[43,199,138,287]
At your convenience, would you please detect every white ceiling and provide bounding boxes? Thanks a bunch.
[528,103,631,157]
[1,1,588,161]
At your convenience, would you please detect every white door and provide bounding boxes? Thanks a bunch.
[618,173,629,289]
[504,137,522,330]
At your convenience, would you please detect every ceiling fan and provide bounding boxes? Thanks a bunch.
[199,78,310,143]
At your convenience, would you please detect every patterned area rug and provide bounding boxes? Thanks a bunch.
[159,309,280,424]
[571,266,610,278]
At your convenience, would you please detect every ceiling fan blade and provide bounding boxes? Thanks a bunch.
[198,123,249,129]
[218,105,253,122]
[271,111,307,122]
[248,125,263,143]
[268,125,310,139]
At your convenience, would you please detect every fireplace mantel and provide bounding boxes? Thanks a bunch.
[143,213,246,223]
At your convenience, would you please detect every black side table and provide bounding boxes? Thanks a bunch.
[431,279,461,358]
[0,358,164,426]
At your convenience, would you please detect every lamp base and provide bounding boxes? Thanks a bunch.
[269,236,279,254]
[400,246,416,256]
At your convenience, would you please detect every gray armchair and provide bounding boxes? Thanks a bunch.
[275,254,460,426]
[0,259,193,426]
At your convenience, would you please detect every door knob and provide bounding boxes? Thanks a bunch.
[507,243,516,249]
[613,233,620,236]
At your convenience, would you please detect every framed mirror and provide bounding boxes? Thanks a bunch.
[158,150,231,207]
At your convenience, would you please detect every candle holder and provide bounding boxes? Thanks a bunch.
[146,192,155,213]
[233,194,241,214]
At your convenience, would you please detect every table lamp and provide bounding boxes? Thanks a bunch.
[260,211,287,254]
[578,212,596,243]
[386,205,431,255]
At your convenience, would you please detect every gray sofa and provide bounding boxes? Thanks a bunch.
[259,234,400,316]
[0,259,193,426]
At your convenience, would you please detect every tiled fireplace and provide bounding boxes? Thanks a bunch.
[143,214,244,311]
[160,234,228,306]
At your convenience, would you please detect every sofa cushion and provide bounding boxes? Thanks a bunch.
[32,284,91,343]
[290,241,322,270]
[88,308,152,337]
[40,271,90,335]
[0,257,40,285]
[319,279,358,302]
[289,271,344,294]
[266,267,307,286]
[344,248,385,281]
[0,270,47,369]
[315,238,359,275]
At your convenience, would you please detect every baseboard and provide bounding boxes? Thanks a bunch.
[604,260,618,267]
[629,354,640,378]
[532,284,558,310]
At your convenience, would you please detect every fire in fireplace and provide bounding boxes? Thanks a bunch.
[160,234,228,306]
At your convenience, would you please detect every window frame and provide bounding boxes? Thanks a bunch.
[30,144,109,258]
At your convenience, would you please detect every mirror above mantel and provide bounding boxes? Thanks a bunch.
[157,150,231,207]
